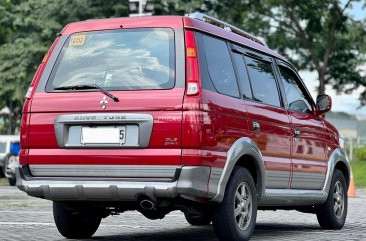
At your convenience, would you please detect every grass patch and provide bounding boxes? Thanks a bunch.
[0,178,7,185]
[351,160,366,187]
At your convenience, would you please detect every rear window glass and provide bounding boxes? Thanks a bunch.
[46,28,175,91]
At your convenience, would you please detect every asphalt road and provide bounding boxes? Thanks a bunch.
[0,184,365,241]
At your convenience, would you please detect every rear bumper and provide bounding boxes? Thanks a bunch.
[16,165,217,202]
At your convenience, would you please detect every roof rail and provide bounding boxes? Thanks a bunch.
[187,12,266,46]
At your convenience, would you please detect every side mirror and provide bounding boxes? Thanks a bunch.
[316,94,332,116]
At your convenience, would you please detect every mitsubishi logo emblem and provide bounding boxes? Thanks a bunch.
[100,96,108,110]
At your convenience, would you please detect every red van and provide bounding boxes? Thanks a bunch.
[17,13,350,241]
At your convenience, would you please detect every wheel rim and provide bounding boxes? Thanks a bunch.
[333,181,345,219]
[6,155,18,172]
[234,182,252,231]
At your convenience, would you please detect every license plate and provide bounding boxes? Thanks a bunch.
[81,126,126,144]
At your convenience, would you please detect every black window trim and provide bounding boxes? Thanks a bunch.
[228,47,250,100]
[275,59,316,114]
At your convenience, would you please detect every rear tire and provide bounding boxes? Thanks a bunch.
[184,212,212,225]
[316,169,348,229]
[0,167,4,178]
[212,167,257,241]
[53,202,101,239]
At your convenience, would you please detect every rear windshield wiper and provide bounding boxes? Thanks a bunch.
[54,84,119,102]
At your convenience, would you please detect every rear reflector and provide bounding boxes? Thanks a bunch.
[20,112,30,149]
[25,86,34,99]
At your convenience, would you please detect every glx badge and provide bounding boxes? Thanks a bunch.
[100,96,108,110]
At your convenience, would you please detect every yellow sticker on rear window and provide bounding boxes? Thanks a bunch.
[69,35,86,46]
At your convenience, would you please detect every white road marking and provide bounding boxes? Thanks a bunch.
[0,211,51,214]
[0,222,172,229]
[0,222,54,226]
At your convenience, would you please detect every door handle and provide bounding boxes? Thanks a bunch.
[252,122,260,131]
[294,129,300,137]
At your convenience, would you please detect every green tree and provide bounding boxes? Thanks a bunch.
[0,0,128,133]
[251,0,366,98]
[155,0,366,100]
[153,0,209,15]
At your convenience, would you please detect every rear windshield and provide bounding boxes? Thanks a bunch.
[46,28,175,91]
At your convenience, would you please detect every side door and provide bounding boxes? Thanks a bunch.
[189,33,250,168]
[232,45,292,189]
[276,61,327,190]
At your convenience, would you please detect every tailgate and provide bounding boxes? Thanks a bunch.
[24,25,186,172]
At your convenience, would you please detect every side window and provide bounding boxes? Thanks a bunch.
[232,53,253,99]
[279,66,312,113]
[245,56,281,107]
[202,35,240,97]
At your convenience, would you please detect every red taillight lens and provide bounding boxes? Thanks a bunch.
[20,111,30,151]
[20,37,60,150]
[185,30,201,96]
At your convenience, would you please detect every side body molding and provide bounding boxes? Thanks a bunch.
[259,147,350,206]
[212,137,266,202]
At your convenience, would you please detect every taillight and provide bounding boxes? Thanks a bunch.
[20,37,60,150]
[20,90,32,149]
[185,30,201,96]
[19,111,30,153]
[21,63,42,148]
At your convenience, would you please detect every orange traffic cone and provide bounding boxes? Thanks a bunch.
[348,167,356,198]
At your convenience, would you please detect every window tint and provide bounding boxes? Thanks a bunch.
[197,34,216,92]
[47,28,175,91]
[279,66,312,113]
[202,35,239,97]
[245,56,281,107]
[233,53,252,99]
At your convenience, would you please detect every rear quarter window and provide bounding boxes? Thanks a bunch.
[201,35,239,98]
[46,28,175,91]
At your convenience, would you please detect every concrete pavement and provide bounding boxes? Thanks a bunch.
[0,185,365,241]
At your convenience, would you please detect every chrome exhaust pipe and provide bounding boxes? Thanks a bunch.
[140,199,155,210]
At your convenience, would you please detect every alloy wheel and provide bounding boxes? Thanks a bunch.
[333,181,345,219]
[234,182,253,231]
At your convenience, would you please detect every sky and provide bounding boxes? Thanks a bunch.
[348,1,366,20]
[302,1,366,117]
